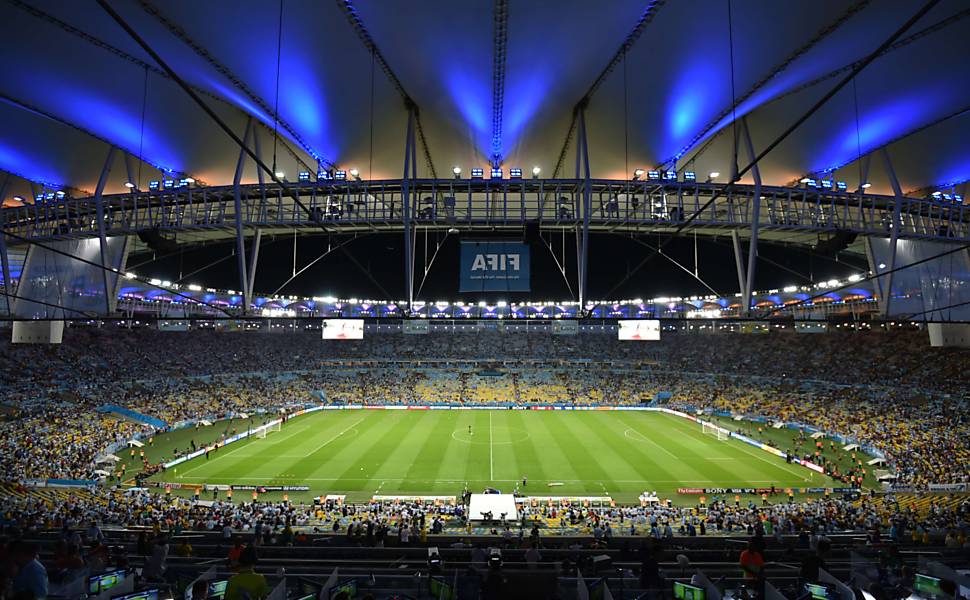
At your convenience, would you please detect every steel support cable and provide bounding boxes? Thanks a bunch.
[97,0,392,299]
[550,0,667,180]
[4,0,312,176]
[761,241,970,319]
[680,6,970,170]
[604,0,943,299]
[790,102,970,186]
[0,92,191,189]
[335,0,438,179]
[136,0,332,170]
[658,0,871,170]
[0,228,235,317]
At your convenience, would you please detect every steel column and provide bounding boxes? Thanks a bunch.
[731,230,747,297]
[402,108,415,309]
[576,107,591,310]
[740,119,761,316]
[95,147,117,314]
[124,152,137,189]
[880,148,904,317]
[246,228,262,303]
[233,119,254,313]
[0,175,11,314]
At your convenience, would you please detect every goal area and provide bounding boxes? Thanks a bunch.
[702,421,729,441]
[257,421,282,439]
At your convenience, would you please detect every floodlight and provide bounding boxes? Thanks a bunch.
[664,170,677,180]
[836,181,847,191]
[163,179,174,189]
[298,171,310,182]
[931,191,942,198]
[805,179,817,188]
[124,181,136,189]
[820,179,833,189]
[55,191,65,199]
[453,166,462,178]
[184,177,195,184]
[860,182,872,189]
[709,171,720,179]
[800,177,812,183]
[34,194,43,202]
[942,193,953,201]
[532,166,541,177]
[349,168,360,180]
[509,167,522,179]
[274,171,285,179]
[955,195,964,202]
[12,195,23,202]
[178,178,191,187]
[45,192,55,200]
[334,170,346,180]
[490,167,503,179]
[633,168,645,180]
[683,171,696,182]
[471,168,484,179]
[149,180,159,190]
[647,170,660,180]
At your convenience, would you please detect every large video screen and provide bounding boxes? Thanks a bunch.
[321,319,364,340]
[618,320,661,341]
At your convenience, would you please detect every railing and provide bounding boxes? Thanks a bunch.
[4,179,968,243]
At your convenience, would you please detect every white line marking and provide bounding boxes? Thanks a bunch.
[488,410,494,481]
[307,417,366,456]
[622,427,680,459]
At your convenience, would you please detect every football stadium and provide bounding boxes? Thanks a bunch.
[1,1,969,599]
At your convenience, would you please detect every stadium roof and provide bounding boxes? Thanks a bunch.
[1,0,969,204]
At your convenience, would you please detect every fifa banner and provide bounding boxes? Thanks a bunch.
[552,320,579,335]
[403,319,430,334]
[618,320,661,341]
[459,241,530,292]
[321,319,364,340]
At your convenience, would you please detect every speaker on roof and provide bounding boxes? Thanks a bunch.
[137,228,179,254]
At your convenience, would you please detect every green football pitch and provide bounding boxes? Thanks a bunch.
[151,409,839,504]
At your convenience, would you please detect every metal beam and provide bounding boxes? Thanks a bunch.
[661,0,871,169]
[246,228,262,303]
[490,0,509,167]
[233,119,254,313]
[95,147,117,314]
[577,108,592,310]
[551,1,666,179]
[402,108,415,309]
[336,0,437,178]
[880,148,904,317]
[731,230,747,296]
[740,119,761,316]
[0,174,11,314]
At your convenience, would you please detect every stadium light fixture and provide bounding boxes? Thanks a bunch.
[799,177,812,184]
[633,168,645,180]
[860,182,872,189]
[532,166,541,178]
[12,195,23,203]
[820,179,833,189]
[490,167,503,179]
[148,180,159,190]
[708,171,720,180]
[453,166,462,179]
[664,170,677,181]
[298,171,310,182]
[124,181,136,189]
[836,181,847,191]
[55,191,65,199]
[647,170,661,180]
[334,170,347,180]
[274,171,286,179]
[683,171,696,182]
[471,168,484,179]
[349,168,360,181]
[509,167,522,179]
[184,177,195,184]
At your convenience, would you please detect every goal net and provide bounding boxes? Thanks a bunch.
[702,422,729,441]
[257,421,282,439]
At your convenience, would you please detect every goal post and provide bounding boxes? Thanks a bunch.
[256,421,282,439]
[702,422,729,441]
